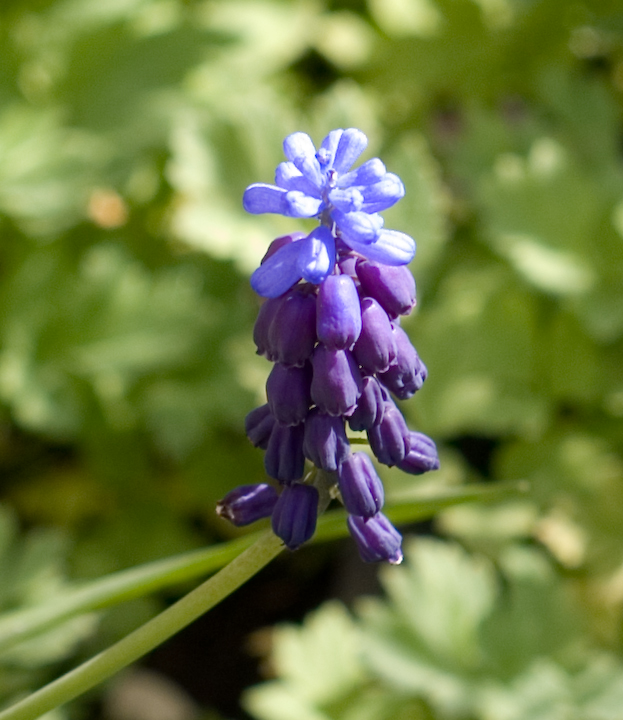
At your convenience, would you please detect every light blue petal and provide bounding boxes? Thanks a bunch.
[250,240,303,297]
[328,187,364,213]
[343,229,416,266]
[243,183,289,215]
[317,129,343,167]
[296,226,336,285]
[332,128,368,175]
[333,209,384,245]
[361,173,405,213]
[283,132,324,190]
[337,158,386,188]
[285,191,323,217]
[275,162,321,197]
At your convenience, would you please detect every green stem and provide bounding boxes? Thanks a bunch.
[0,481,528,654]
[0,531,283,720]
[0,533,262,654]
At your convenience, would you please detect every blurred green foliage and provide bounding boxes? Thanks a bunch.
[0,0,622,716]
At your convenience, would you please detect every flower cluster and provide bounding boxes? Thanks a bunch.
[217,129,439,564]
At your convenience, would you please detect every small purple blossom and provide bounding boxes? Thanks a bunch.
[367,400,411,467]
[310,346,362,417]
[347,513,403,564]
[338,452,384,518]
[266,362,311,426]
[316,274,362,350]
[264,423,305,483]
[220,128,438,562]
[271,483,319,550]
[348,375,387,432]
[303,409,350,472]
[216,484,278,526]
[398,432,440,474]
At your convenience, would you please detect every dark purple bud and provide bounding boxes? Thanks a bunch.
[347,513,403,564]
[337,452,384,518]
[264,423,305,483]
[253,297,281,358]
[311,346,362,417]
[245,404,275,449]
[268,287,317,366]
[378,325,427,400]
[266,362,311,426]
[303,408,350,472]
[272,483,319,550]
[316,274,362,350]
[216,483,278,526]
[398,432,440,475]
[356,259,416,319]
[352,297,397,374]
[261,232,306,264]
[348,376,387,431]
[367,401,411,466]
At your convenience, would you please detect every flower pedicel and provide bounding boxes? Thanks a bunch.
[218,128,439,563]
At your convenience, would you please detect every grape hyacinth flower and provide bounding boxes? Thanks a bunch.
[217,128,439,563]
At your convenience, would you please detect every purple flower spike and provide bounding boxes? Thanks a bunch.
[317,274,362,350]
[337,452,384,518]
[398,432,440,475]
[245,404,275,449]
[264,423,305,483]
[311,346,362,417]
[367,401,411,467]
[240,127,437,561]
[216,484,278,526]
[347,513,403,564]
[268,287,317,367]
[303,408,350,472]
[266,363,311,426]
[378,325,427,400]
[352,297,397,374]
[272,483,319,550]
[348,376,387,432]
[356,259,416,319]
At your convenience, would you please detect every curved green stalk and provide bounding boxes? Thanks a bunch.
[0,531,283,720]
[0,481,527,655]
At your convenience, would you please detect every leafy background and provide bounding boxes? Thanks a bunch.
[0,0,622,718]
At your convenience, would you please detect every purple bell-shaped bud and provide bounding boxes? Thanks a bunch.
[266,362,311,426]
[316,274,362,350]
[311,345,362,417]
[355,259,416,319]
[352,297,397,374]
[367,401,411,466]
[264,423,306,483]
[337,452,384,518]
[303,409,350,472]
[268,287,317,367]
[398,431,440,475]
[245,404,276,449]
[348,376,387,432]
[216,483,278,526]
[347,513,403,564]
[378,325,427,400]
[272,483,319,550]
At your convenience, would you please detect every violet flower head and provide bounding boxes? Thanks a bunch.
[219,128,438,561]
